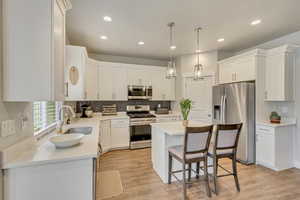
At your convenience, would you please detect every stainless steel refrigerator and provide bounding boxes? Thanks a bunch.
[213,82,255,164]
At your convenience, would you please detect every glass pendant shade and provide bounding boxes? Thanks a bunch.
[193,64,203,80]
[166,60,176,79]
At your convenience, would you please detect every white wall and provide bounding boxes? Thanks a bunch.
[172,50,233,111]
[89,53,168,67]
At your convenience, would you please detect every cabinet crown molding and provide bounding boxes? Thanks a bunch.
[266,44,299,55]
[218,49,266,64]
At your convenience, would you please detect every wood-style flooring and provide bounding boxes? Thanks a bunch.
[97,148,300,200]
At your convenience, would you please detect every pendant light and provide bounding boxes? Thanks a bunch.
[194,27,203,80]
[166,22,177,79]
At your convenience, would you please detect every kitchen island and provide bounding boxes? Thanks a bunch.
[151,121,212,183]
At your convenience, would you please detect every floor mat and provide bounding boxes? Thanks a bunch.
[97,170,124,199]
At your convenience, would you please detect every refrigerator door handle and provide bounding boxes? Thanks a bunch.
[220,95,224,124]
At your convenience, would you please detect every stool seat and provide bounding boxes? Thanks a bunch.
[169,145,205,161]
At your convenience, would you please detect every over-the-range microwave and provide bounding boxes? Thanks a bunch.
[128,85,152,100]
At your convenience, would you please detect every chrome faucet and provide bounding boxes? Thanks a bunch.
[57,105,76,133]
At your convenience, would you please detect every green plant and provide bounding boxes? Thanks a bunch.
[180,99,192,120]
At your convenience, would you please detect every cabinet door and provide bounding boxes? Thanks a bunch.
[110,119,130,148]
[53,0,66,101]
[111,67,128,100]
[98,66,113,100]
[235,57,256,82]
[219,63,234,84]
[98,65,127,100]
[86,59,98,100]
[151,69,175,101]
[256,131,275,167]
[100,120,111,152]
[127,68,151,86]
[265,54,285,100]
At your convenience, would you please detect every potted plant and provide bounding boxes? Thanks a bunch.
[180,99,192,126]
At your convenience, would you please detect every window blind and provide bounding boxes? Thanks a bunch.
[33,102,61,134]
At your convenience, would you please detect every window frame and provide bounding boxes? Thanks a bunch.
[33,101,62,138]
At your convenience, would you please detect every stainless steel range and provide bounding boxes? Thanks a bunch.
[127,105,156,149]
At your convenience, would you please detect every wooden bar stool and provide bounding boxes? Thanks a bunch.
[168,125,214,200]
[208,123,243,195]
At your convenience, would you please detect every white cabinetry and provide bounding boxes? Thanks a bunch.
[218,49,265,84]
[100,118,130,153]
[3,0,71,101]
[151,69,175,101]
[98,62,128,101]
[256,123,294,171]
[265,45,296,101]
[65,46,88,100]
[127,67,152,86]
[100,120,111,153]
[110,119,130,149]
[86,59,99,100]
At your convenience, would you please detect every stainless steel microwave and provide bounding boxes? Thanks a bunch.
[128,85,152,100]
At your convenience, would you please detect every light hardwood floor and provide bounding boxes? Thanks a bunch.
[98,148,300,200]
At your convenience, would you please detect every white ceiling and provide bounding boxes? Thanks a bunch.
[66,0,300,60]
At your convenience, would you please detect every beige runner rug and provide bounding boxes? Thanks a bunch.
[97,170,124,199]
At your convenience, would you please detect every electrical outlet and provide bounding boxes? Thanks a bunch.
[1,120,10,137]
[9,120,16,135]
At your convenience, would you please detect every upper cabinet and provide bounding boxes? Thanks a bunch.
[86,59,99,100]
[98,62,128,101]
[265,45,297,101]
[3,0,71,101]
[65,45,88,100]
[151,69,175,101]
[218,49,265,84]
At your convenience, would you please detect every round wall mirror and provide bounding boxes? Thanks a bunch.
[69,66,79,85]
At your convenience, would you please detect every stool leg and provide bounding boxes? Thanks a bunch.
[213,156,218,195]
[183,162,187,200]
[188,163,192,182]
[232,155,240,192]
[196,162,200,179]
[204,158,211,197]
[168,153,172,184]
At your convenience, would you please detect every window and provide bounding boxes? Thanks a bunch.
[33,102,62,135]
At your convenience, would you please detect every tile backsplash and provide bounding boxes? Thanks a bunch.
[75,100,171,113]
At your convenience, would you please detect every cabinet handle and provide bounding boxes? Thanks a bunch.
[65,82,69,97]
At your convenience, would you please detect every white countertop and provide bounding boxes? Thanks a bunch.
[151,111,181,118]
[1,117,103,169]
[151,121,212,136]
[257,120,296,128]
[1,113,129,170]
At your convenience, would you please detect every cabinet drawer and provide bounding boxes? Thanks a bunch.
[111,119,129,128]
[256,125,274,134]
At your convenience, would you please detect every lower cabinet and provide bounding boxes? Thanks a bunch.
[110,119,130,149]
[4,159,95,200]
[99,118,130,153]
[256,124,294,171]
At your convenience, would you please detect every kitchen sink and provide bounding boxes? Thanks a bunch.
[64,127,93,135]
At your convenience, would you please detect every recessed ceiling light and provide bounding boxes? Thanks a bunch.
[138,41,145,45]
[170,45,176,50]
[217,38,225,42]
[195,49,201,53]
[251,19,261,26]
[100,35,108,40]
[103,16,112,22]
